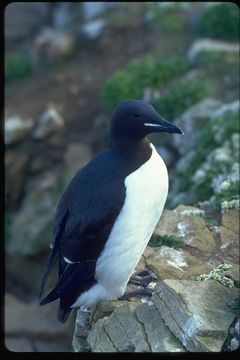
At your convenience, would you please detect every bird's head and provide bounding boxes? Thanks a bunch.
[110,99,183,142]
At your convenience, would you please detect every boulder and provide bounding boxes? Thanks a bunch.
[5,116,34,145]
[152,280,238,352]
[32,28,74,63]
[154,205,216,253]
[8,170,62,255]
[33,106,65,139]
[187,39,239,62]
[80,19,105,40]
[86,302,185,352]
[221,209,239,235]
[145,245,213,280]
[172,98,222,155]
[220,226,239,264]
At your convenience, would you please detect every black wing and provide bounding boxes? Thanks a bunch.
[40,148,134,322]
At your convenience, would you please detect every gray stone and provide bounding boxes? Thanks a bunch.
[87,303,149,352]
[82,2,111,21]
[135,302,185,352]
[145,245,212,280]
[221,209,239,235]
[230,337,240,351]
[154,206,216,252]
[152,280,238,352]
[8,170,62,255]
[5,116,34,144]
[33,106,65,139]
[220,226,239,264]
[81,19,105,40]
[187,39,240,62]
[172,98,222,155]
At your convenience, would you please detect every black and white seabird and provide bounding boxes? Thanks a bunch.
[39,99,183,323]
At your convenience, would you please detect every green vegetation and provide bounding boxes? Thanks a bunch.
[175,108,240,206]
[195,3,239,40]
[153,78,209,120]
[148,234,185,249]
[5,54,33,81]
[146,2,187,32]
[101,55,189,111]
[196,263,235,288]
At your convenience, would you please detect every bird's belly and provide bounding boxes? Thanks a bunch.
[96,145,168,296]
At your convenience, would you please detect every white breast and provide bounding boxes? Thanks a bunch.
[95,143,168,297]
[72,144,168,308]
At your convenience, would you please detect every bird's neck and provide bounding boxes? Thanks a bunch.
[110,137,152,164]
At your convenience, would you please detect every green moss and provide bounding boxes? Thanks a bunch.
[153,78,209,119]
[5,54,33,81]
[101,56,189,111]
[194,3,239,40]
[146,3,187,32]
[148,234,185,249]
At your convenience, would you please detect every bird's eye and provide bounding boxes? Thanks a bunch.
[133,114,140,118]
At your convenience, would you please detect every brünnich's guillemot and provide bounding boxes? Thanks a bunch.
[39,99,183,323]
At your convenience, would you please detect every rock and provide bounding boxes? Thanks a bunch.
[220,226,239,264]
[145,246,212,280]
[82,2,110,21]
[154,205,216,253]
[5,150,29,205]
[80,19,105,40]
[135,302,185,352]
[8,170,62,255]
[32,28,74,63]
[152,280,238,352]
[33,106,64,139]
[5,116,34,145]
[172,98,222,155]
[5,2,49,42]
[187,39,240,62]
[87,303,150,352]
[63,143,93,173]
[74,295,186,352]
[221,209,239,235]
[5,293,75,340]
[210,99,239,120]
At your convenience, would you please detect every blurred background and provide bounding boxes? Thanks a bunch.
[4,2,239,352]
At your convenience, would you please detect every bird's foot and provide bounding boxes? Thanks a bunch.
[128,270,156,287]
[120,287,154,300]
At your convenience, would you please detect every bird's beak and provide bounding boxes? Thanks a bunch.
[144,112,184,135]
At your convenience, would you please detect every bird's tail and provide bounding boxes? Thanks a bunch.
[39,244,59,300]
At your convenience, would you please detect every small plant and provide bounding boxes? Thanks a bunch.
[5,54,33,81]
[196,264,235,288]
[101,56,189,111]
[194,3,239,40]
[148,234,185,249]
[153,78,209,120]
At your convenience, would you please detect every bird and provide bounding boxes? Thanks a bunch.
[39,99,183,323]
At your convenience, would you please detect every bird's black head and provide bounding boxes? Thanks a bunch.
[110,99,183,142]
